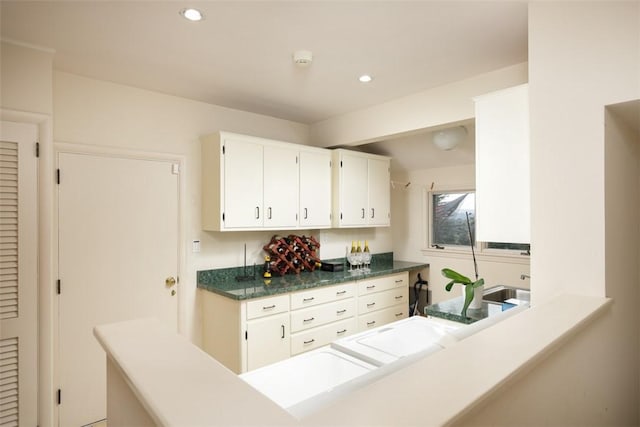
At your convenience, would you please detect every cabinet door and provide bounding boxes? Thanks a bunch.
[367,158,390,226]
[246,313,290,371]
[338,153,368,226]
[475,84,530,243]
[299,150,332,228]
[223,137,264,228]
[264,145,299,228]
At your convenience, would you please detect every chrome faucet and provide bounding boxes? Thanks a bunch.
[520,274,530,280]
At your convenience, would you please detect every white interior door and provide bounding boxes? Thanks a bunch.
[57,152,179,426]
[0,121,38,427]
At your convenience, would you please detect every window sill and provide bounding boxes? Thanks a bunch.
[421,248,530,265]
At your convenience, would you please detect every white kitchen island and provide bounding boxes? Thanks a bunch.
[94,294,610,426]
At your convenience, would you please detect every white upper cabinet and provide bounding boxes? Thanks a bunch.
[264,145,299,228]
[332,149,391,228]
[474,84,530,244]
[201,132,332,231]
[299,149,332,228]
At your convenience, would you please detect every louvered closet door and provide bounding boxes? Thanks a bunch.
[0,122,38,427]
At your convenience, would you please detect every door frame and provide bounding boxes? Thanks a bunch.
[1,108,53,427]
[52,142,186,426]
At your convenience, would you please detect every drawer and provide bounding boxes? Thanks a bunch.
[358,305,408,331]
[290,299,355,332]
[290,282,355,310]
[357,272,408,296]
[358,287,408,314]
[246,294,290,320]
[290,318,357,355]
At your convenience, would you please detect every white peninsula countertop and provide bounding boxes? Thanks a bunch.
[94,294,610,426]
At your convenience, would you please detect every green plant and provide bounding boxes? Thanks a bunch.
[441,268,485,318]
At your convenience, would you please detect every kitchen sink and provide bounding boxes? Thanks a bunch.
[483,286,530,304]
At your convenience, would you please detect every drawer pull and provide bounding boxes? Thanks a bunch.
[336,290,347,295]
[263,304,276,310]
[303,297,315,302]
[367,321,376,326]
[281,325,285,338]
[366,302,376,307]
[395,279,403,283]
[303,317,315,323]
[395,295,403,300]
[337,329,347,334]
[304,339,315,345]
[336,309,347,314]
[366,285,375,290]
[395,312,404,317]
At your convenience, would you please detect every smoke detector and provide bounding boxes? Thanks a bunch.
[293,50,313,67]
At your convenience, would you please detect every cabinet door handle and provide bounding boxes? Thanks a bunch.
[303,297,315,302]
[361,208,365,219]
[395,312,404,317]
[336,309,347,314]
[337,329,347,334]
[255,206,260,219]
[304,208,308,219]
[371,208,375,218]
[281,325,285,339]
[268,207,272,219]
[303,339,315,345]
[366,285,375,290]
[395,279,403,283]
[303,317,314,323]
[263,304,276,310]
[367,302,376,307]
[336,290,346,295]
[395,295,403,300]
[367,321,376,326]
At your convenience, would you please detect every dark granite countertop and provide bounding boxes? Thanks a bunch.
[425,295,516,324]
[197,253,428,300]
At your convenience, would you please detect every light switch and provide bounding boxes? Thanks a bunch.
[192,240,201,253]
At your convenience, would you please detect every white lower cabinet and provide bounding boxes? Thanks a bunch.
[247,312,290,372]
[201,272,409,374]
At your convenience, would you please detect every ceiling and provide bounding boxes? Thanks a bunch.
[0,1,528,125]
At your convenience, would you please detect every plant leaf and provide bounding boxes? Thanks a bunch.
[462,284,475,318]
[445,280,455,292]
[441,268,472,285]
[472,278,485,288]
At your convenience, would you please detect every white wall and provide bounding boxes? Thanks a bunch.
[0,40,53,114]
[450,3,640,425]
[529,1,640,303]
[309,62,527,148]
[390,165,530,304]
[53,71,312,344]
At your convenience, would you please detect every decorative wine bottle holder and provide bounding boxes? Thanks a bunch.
[263,235,321,276]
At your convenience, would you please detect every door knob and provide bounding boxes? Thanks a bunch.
[165,276,176,287]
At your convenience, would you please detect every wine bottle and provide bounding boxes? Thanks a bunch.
[356,240,362,254]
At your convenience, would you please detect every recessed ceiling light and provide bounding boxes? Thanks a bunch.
[180,8,204,22]
[359,74,373,83]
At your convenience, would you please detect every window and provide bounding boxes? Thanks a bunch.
[431,191,475,248]
[427,189,531,255]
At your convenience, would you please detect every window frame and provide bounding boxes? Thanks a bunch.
[422,187,530,264]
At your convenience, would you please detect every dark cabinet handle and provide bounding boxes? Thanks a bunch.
[268,207,272,219]
[281,325,285,339]
[367,321,376,326]
[336,309,347,314]
[337,329,347,334]
[366,285,375,290]
[304,339,315,345]
[336,290,346,295]
[303,297,315,302]
[367,302,376,307]
[371,208,375,218]
[395,295,403,300]
[303,317,314,323]
[395,280,403,283]
[263,304,276,310]
[361,208,365,219]
[395,312,404,317]
[255,206,260,219]
[304,208,308,219]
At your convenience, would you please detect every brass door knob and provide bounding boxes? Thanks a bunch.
[165,276,177,287]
